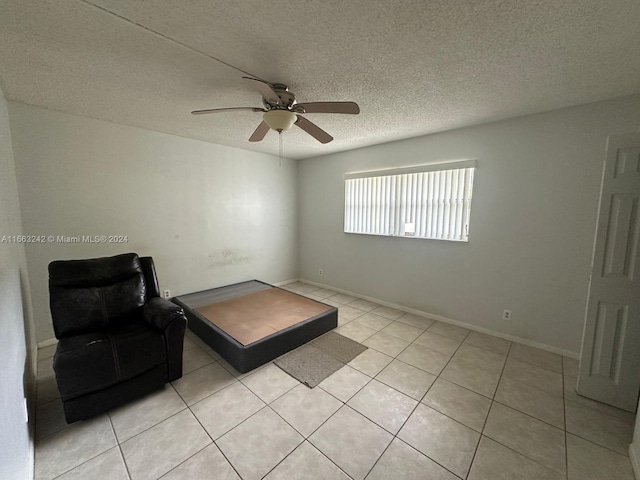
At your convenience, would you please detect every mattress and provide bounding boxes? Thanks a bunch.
[172,280,338,373]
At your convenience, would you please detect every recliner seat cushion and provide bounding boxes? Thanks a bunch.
[54,322,166,400]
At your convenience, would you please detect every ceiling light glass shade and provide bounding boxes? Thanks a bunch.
[263,110,297,132]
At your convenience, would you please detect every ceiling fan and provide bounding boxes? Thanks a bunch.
[191,77,360,144]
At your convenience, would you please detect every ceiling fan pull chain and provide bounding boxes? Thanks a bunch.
[279,131,283,167]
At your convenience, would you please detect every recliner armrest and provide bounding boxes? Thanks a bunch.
[143,298,186,331]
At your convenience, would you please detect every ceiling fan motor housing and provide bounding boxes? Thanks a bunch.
[262,83,297,109]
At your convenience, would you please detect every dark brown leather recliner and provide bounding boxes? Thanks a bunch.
[48,253,187,423]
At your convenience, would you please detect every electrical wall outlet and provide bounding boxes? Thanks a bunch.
[163,289,171,299]
[502,309,512,321]
[318,269,323,276]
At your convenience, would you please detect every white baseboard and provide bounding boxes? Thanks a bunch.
[301,278,579,359]
[273,278,300,287]
[630,444,640,480]
[37,337,58,349]
[38,277,579,359]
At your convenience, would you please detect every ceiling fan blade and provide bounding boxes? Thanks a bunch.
[242,77,281,105]
[295,102,360,114]
[295,115,333,144]
[249,121,270,142]
[191,107,265,115]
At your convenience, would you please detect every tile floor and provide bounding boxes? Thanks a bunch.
[34,281,637,480]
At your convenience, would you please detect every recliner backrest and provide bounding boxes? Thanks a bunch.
[49,253,148,338]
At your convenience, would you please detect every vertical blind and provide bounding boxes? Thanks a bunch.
[344,160,476,241]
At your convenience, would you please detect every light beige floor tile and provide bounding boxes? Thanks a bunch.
[439,357,501,398]
[162,443,240,480]
[463,331,511,355]
[311,288,338,299]
[502,357,563,397]
[564,376,636,422]
[338,305,367,321]
[563,356,579,378]
[322,298,343,308]
[181,345,216,374]
[379,321,423,342]
[376,359,436,400]
[354,313,394,331]
[109,385,186,443]
[452,344,506,374]
[182,334,199,351]
[319,365,370,402]
[309,406,392,480]
[422,378,491,432]
[217,407,303,480]
[348,348,393,377]
[191,382,265,439]
[428,321,470,341]
[348,298,379,311]
[398,404,479,478]
[296,284,321,294]
[38,344,57,361]
[483,403,566,475]
[370,305,404,320]
[241,363,299,404]
[509,343,562,373]
[413,331,462,357]
[36,374,60,406]
[56,446,128,480]
[35,414,116,480]
[363,331,411,357]
[121,409,211,480]
[567,433,635,480]
[271,384,342,437]
[397,343,450,375]
[36,398,67,440]
[328,293,358,304]
[347,380,417,434]
[303,293,325,301]
[184,332,221,360]
[366,438,459,480]
[494,377,564,428]
[171,362,236,405]
[396,313,434,329]
[565,400,634,454]
[468,436,564,480]
[335,321,377,343]
[264,441,350,480]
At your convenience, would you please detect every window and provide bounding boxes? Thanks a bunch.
[344,160,476,241]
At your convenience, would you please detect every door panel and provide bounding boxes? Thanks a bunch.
[578,134,640,412]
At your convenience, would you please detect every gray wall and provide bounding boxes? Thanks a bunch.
[9,103,299,342]
[298,94,640,355]
[0,89,35,479]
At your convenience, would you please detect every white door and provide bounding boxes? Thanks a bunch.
[577,133,640,412]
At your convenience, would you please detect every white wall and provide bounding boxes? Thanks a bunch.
[298,94,640,354]
[9,103,299,343]
[0,90,35,479]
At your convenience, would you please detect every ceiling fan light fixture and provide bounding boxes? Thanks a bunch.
[263,110,297,132]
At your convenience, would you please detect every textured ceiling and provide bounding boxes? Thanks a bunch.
[1,0,639,159]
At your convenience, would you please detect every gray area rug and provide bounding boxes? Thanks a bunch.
[275,332,367,388]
